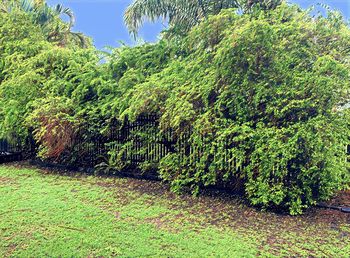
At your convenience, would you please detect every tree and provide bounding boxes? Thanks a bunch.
[1,0,90,48]
[124,0,283,37]
[0,4,96,140]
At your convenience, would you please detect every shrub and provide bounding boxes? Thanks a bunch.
[117,5,350,214]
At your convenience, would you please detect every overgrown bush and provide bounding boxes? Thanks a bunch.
[1,3,349,214]
[113,5,350,214]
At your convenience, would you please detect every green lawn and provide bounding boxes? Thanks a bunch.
[0,164,349,257]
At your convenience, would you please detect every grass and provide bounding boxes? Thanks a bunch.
[0,164,349,257]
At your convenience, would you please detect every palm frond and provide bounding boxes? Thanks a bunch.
[54,4,75,28]
[18,0,35,13]
[124,0,240,37]
[124,0,173,37]
[69,32,91,48]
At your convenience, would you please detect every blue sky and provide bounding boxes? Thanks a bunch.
[47,0,350,49]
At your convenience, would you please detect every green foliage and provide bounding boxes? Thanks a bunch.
[0,3,349,214]
[1,0,91,48]
[124,0,283,37]
[125,0,241,37]
[112,4,350,214]
[0,7,102,136]
[26,96,79,158]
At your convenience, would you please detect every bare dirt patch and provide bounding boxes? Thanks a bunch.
[0,176,16,185]
[326,190,350,207]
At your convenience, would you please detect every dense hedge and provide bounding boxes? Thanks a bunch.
[1,4,349,214]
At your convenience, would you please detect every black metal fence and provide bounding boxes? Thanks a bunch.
[0,138,22,163]
[70,114,183,170]
[1,114,350,173]
[68,114,350,174]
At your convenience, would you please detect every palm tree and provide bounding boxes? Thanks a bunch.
[124,0,282,37]
[125,0,239,37]
[2,0,89,48]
